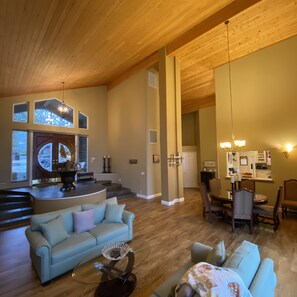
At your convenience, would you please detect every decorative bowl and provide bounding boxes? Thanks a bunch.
[102,242,132,260]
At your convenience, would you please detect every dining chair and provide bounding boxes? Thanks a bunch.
[239,179,256,192]
[282,179,297,218]
[209,178,221,195]
[199,182,226,223]
[225,188,254,233]
[254,186,282,232]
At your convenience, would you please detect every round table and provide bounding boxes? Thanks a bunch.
[72,240,150,297]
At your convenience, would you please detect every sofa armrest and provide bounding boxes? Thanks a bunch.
[122,210,135,240]
[249,258,277,297]
[191,242,213,264]
[122,210,135,224]
[25,227,52,283]
[25,227,51,254]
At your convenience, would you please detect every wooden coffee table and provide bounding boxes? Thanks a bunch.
[72,240,150,297]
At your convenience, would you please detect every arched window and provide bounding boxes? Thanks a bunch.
[34,99,73,127]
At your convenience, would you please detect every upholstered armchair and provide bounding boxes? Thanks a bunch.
[225,188,254,233]
[282,179,297,218]
[254,186,282,232]
[200,182,226,223]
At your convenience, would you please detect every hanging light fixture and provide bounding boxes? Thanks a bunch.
[220,20,246,150]
[58,82,68,118]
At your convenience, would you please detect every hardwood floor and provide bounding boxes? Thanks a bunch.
[0,188,296,297]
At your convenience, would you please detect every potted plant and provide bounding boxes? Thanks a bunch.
[59,143,77,171]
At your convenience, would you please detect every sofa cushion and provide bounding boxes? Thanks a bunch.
[223,240,260,288]
[206,240,226,266]
[31,205,82,233]
[82,201,107,224]
[88,223,128,245]
[51,232,96,265]
[107,197,118,205]
[82,197,118,224]
[73,209,96,233]
[103,203,125,223]
[40,215,69,246]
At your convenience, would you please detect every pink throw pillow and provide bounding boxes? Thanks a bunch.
[73,209,96,233]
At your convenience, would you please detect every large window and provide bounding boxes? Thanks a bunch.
[78,112,88,129]
[13,102,28,122]
[12,131,28,181]
[78,136,88,171]
[34,99,73,127]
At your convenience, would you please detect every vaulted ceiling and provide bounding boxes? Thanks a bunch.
[1,0,297,113]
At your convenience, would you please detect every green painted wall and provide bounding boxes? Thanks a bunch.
[215,35,297,205]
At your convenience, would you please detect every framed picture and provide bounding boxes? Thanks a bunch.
[240,156,248,166]
[153,154,160,163]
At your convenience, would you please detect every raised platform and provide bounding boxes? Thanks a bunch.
[11,181,106,214]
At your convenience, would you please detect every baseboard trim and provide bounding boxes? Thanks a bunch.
[161,197,184,206]
[137,193,162,199]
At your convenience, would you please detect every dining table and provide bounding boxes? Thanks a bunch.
[210,190,268,205]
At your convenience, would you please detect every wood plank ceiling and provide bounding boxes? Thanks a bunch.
[0,0,296,114]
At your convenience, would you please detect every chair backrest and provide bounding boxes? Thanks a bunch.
[273,186,283,218]
[240,179,256,192]
[232,189,254,220]
[284,179,297,201]
[200,182,211,211]
[209,178,221,195]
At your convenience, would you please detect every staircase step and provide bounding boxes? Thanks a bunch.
[0,194,31,203]
[0,215,31,230]
[96,180,112,186]
[0,207,33,221]
[0,201,32,211]
[107,188,135,199]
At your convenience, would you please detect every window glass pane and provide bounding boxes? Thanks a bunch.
[13,103,28,122]
[12,131,27,181]
[59,143,72,163]
[38,143,52,172]
[79,136,88,171]
[34,99,73,127]
[79,112,88,129]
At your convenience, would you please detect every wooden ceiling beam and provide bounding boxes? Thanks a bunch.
[167,0,262,55]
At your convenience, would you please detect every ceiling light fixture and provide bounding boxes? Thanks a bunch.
[58,82,68,118]
[220,20,246,151]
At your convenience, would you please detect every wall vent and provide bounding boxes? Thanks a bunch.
[148,71,157,88]
[149,129,158,143]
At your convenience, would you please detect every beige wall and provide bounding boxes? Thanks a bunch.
[182,108,217,183]
[107,69,161,196]
[0,86,108,188]
[199,106,217,174]
[146,69,161,196]
[215,35,297,205]
[182,113,196,146]
[182,111,201,183]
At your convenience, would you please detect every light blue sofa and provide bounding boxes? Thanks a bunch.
[25,198,135,284]
[150,240,277,297]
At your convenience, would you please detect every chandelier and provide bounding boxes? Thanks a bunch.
[219,20,246,150]
[58,82,68,118]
